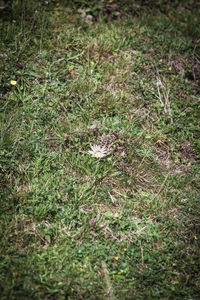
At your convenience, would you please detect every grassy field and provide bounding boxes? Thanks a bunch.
[0,0,200,299]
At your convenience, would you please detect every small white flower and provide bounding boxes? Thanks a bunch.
[121,151,125,157]
[88,144,107,158]
[10,80,17,86]
[156,79,163,87]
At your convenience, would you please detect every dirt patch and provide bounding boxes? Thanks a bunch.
[154,140,197,175]
[154,143,171,170]
[179,141,196,162]
[168,55,200,84]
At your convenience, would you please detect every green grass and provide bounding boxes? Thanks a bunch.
[0,0,200,299]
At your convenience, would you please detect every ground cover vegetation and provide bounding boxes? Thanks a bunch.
[0,0,200,299]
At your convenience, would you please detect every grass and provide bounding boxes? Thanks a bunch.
[0,0,200,299]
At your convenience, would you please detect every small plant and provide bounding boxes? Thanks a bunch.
[88,144,108,158]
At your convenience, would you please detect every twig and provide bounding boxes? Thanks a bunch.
[135,226,147,236]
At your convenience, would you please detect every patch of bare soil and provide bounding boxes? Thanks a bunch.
[154,140,197,175]
[168,55,200,85]
[179,141,196,162]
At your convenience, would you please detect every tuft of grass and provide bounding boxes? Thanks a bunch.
[0,0,200,299]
